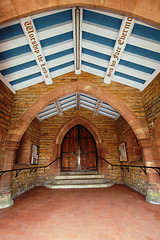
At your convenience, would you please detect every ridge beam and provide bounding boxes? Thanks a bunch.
[76,92,80,110]
[0,73,16,94]
[72,7,83,74]
[55,100,63,116]
[94,99,102,116]
[20,16,53,85]
[104,16,135,84]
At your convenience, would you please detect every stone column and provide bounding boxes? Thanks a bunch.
[0,141,19,209]
[139,139,160,205]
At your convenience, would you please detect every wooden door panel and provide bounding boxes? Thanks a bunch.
[62,138,78,152]
[62,153,78,170]
[61,125,97,171]
[65,125,78,138]
[69,139,78,152]
[79,127,96,170]
[80,136,95,151]
[79,125,92,137]
[80,152,96,170]
[62,139,69,152]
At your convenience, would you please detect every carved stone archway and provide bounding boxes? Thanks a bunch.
[152,118,160,165]
[1,0,160,26]
[7,82,149,143]
[49,116,107,174]
[3,81,158,207]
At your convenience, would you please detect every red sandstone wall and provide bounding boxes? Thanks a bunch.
[6,72,152,196]
[11,118,41,198]
[2,71,159,197]
[1,0,160,26]
[116,116,148,195]
[10,72,146,126]
[142,74,160,185]
[0,81,14,171]
[16,133,31,164]
[142,73,160,139]
[36,108,122,185]
[0,81,14,135]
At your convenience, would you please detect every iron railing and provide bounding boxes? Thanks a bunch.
[0,156,160,178]
[0,158,60,178]
[99,156,160,176]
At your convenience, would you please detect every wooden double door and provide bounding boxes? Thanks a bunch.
[61,125,97,171]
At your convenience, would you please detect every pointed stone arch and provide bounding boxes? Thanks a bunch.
[8,81,149,143]
[3,81,159,206]
[50,116,107,163]
[16,132,32,165]
[2,0,160,26]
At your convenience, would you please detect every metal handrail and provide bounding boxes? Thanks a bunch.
[0,157,60,178]
[0,156,159,178]
[99,156,160,176]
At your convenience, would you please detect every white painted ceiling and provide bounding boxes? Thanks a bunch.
[37,92,120,121]
[0,7,159,120]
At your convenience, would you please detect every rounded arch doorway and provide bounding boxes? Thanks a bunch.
[61,124,98,172]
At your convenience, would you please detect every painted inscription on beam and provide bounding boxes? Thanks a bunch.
[55,100,63,116]
[94,99,102,116]
[20,17,53,85]
[104,16,135,84]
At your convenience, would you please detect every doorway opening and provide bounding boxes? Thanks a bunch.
[61,124,98,172]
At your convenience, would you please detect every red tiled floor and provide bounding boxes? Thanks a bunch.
[0,184,160,240]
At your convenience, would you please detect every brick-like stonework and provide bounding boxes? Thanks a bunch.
[116,116,148,195]
[37,108,122,185]
[142,73,160,139]
[0,81,14,134]
[0,71,159,200]
[116,116,131,144]
[11,170,36,199]
[11,118,40,198]
[123,168,148,195]
[10,72,146,126]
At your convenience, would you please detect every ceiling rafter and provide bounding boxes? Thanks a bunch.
[72,7,83,74]
[76,92,80,110]
[20,16,53,85]
[36,92,120,121]
[0,7,159,93]
[55,100,63,116]
[94,99,102,116]
[104,16,135,84]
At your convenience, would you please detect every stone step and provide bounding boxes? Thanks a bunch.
[54,174,104,180]
[45,171,113,190]
[45,182,114,189]
[61,171,98,175]
[52,178,107,185]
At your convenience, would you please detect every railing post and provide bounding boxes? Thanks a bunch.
[139,139,160,205]
[0,141,19,209]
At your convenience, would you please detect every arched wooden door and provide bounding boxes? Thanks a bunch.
[61,125,97,171]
